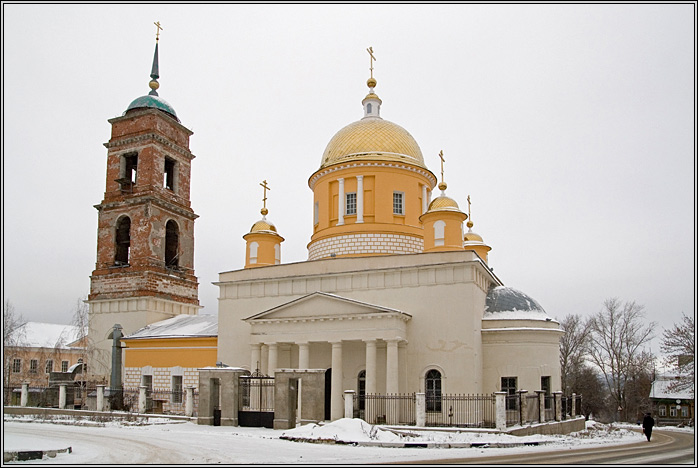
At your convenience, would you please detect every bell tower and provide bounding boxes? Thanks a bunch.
[87,26,200,381]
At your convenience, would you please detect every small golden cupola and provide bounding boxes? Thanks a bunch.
[243,180,284,268]
[307,47,437,260]
[420,151,467,252]
[463,195,492,263]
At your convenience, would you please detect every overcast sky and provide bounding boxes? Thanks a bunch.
[3,3,695,357]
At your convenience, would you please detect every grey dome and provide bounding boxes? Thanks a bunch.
[485,286,546,315]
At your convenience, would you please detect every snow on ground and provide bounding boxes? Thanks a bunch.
[3,413,689,465]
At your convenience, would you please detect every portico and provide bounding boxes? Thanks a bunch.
[244,291,410,420]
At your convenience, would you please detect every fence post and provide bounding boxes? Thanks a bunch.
[416,392,426,427]
[185,386,194,417]
[554,391,562,421]
[537,391,546,423]
[59,384,67,409]
[344,390,355,419]
[571,392,577,418]
[20,382,29,407]
[139,385,147,413]
[96,385,105,411]
[495,392,507,431]
[518,390,528,425]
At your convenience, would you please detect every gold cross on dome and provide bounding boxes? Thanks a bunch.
[439,150,445,184]
[260,180,271,209]
[467,195,472,218]
[154,21,163,41]
[367,47,376,79]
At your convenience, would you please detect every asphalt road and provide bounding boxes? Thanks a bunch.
[394,428,695,465]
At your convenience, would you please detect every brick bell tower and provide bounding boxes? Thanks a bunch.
[87,28,200,381]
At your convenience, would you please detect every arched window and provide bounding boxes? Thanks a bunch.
[366,103,372,114]
[425,369,442,412]
[357,370,366,412]
[165,220,179,267]
[274,244,281,264]
[249,242,259,264]
[433,220,446,246]
[115,216,131,265]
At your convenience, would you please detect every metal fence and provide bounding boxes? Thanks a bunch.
[357,393,416,425]
[356,393,496,428]
[4,385,199,416]
[426,394,496,428]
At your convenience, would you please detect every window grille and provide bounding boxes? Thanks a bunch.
[45,360,53,374]
[61,361,69,373]
[30,359,38,374]
[393,192,404,215]
[12,359,21,373]
[346,193,357,215]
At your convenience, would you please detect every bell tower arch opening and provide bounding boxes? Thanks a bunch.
[114,216,131,265]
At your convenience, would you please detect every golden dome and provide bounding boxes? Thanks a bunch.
[428,195,461,212]
[320,118,426,169]
[249,218,277,233]
[464,229,484,243]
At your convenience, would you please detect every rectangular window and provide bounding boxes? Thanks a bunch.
[164,157,176,191]
[45,360,53,374]
[681,406,688,417]
[30,359,38,374]
[393,191,404,215]
[659,405,666,416]
[172,376,183,404]
[670,406,677,417]
[541,376,551,409]
[61,361,69,373]
[12,359,22,373]
[345,192,357,215]
[501,377,517,410]
[314,202,319,225]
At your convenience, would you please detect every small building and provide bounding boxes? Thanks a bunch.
[649,374,694,426]
[121,314,217,411]
[4,322,86,406]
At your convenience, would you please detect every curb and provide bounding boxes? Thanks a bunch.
[4,447,72,463]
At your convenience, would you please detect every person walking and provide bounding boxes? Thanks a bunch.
[642,413,655,441]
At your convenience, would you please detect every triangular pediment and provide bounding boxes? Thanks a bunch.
[244,291,410,322]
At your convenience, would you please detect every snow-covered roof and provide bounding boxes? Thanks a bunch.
[10,322,85,349]
[483,286,553,320]
[649,375,694,400]
[124,314,218,339]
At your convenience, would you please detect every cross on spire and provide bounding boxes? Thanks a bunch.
[260,180,271,211]
[467,195,472,219]
[367,46,376,79]
[154,21,163,41]
[439,150,446,184]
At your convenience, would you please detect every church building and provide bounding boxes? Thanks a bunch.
[89,32,563,422]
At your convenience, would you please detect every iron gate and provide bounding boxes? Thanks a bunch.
[238,373,274,428]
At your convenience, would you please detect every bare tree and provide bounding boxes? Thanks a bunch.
[660,312,694,395]
[71,296,108,386]
[3,299,27,403]
[587,298,656,422]
[559,313,592,394]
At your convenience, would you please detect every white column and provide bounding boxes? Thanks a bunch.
[250,344,262,373]
[331,341,343,420]
[422,184,428,214]
[337,178,345,225]
[495,392,507,431]
[138,385,147,413]
[59,384,67,409]
[185,387,194,417]
[357,175,364,223]
[20,382,29,407]
[298,342,310,370]
[386,340,399,394]
[96,384,105,412]
[364,339,377,395]
[268,343,278,376]
[416,392,426,427]
[344,390,355,419]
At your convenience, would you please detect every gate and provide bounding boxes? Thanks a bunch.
[238,372,274,428]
